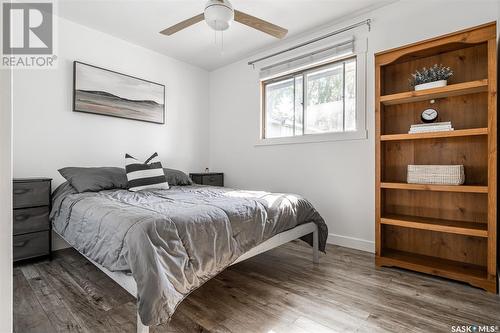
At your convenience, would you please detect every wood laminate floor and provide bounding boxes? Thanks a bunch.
[14,241,500,333]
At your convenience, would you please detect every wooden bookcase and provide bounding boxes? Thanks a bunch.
[375,22,497,292]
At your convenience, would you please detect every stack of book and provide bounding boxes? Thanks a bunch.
[409,122,453,134]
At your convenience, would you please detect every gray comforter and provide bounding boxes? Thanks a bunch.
[51,183,328,326]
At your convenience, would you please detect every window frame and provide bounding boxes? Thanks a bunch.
[258,51,367,146]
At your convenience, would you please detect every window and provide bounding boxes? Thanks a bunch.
[262,57,359,141]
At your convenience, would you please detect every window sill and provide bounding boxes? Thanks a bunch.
[254,130,368,147]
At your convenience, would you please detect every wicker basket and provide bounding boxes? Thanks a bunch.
[407,165,465,185]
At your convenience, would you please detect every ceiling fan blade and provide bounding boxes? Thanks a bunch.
[234,10,288,39]
[160,13,205,36]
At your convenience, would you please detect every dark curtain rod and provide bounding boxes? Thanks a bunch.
[248,19,371,67]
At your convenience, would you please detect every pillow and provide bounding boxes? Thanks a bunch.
[125,152,169,191]
[163,168,193,186]
[58,167,128,193]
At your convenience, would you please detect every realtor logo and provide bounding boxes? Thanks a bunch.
[2,1,56,68]
[3,2,53,54]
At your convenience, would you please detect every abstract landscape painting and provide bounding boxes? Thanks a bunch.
[73,61,165,124]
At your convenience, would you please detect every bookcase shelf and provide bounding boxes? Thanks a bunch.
[380,128,488,141]
[381,214,488,237]
[380,182,488,193]
[380,80,488,106]
[375,22,497,292]
[377,250,493,291]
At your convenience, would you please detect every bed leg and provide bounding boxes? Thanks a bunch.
[312,225,319,264]
[137,311,149,333]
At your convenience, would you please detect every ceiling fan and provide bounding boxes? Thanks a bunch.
[160,0,288,39]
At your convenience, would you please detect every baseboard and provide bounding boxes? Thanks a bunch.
[327,233,375,253]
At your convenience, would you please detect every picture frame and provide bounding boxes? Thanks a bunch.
[73,61,165,124]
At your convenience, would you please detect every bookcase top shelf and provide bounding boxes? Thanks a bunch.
[375,22,496,66]
[380,80,488,106]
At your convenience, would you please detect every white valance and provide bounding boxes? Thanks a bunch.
[259,37,355,80]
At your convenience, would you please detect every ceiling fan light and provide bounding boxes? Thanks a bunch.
[204,0,234,31]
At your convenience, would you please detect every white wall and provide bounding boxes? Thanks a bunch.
[208,0,499,252]
[0,65,13,333]
[13,16,210,249]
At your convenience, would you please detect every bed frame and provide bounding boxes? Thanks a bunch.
[76,222,319,333]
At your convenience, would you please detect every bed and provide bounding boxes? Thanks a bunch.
[51,182,328,333]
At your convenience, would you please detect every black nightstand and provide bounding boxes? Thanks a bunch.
[13,178,52,262]
[189,173,224,187]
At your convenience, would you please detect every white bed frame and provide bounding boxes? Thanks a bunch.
[75,222,319,333]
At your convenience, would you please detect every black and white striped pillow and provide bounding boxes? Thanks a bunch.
[125,152,169,191]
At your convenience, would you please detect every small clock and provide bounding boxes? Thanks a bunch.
[421,108,438,123]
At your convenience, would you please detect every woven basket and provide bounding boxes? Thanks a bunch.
[407,165,465,185]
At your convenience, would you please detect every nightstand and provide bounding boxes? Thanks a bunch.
[189,173,224,187]
[13,178,52,262]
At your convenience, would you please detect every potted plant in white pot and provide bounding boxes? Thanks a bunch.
[409,64,453,91]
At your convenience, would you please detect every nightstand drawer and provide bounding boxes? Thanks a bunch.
[13,181,51,209]
[13,231,50,262]
[13,207,50,235]
[202,174,223,186]
[190,173,224,187]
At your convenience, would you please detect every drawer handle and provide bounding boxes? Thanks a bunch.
[13,188,31,195]
[15,214,31,221]
[208,177,215,182]
[13,240,29,247]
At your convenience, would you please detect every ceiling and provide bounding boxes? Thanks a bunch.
[57,0,394,71]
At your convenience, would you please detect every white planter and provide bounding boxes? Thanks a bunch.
[414,80,447,91]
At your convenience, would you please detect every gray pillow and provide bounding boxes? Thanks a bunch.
[58,167,128,193]
[163,168,192,186]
